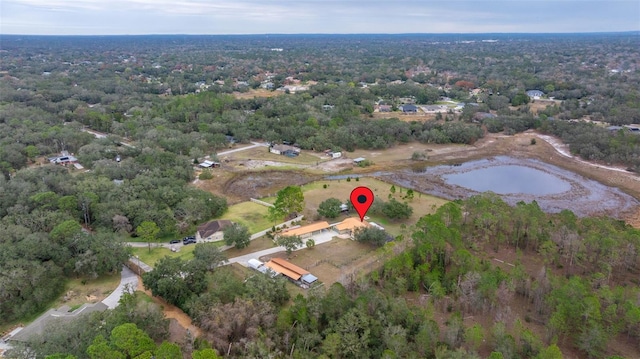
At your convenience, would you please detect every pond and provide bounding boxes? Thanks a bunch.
[443,165,572,195]
[375,156,639,217]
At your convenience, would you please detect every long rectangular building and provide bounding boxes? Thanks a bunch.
[265,258,317,284]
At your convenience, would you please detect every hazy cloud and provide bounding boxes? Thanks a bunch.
[1,0,638,35]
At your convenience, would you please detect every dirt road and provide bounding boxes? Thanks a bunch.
[136,276,201,338]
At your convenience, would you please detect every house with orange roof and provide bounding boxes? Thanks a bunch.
[334,217,370,238]
[278,221,331,240]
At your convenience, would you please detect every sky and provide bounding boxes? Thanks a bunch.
[1,0,639,35]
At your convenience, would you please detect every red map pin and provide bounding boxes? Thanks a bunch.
[350,186,374,222]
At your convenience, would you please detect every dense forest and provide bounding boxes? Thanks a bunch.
[1,33,639,358]
[6,195,640,358]
[1,33,639,176]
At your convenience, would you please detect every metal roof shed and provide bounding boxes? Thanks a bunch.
[301,273,318,284]
[248,259,263,270]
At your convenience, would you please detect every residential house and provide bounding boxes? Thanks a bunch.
[526,90,544,100]
[196,219,233,242]
[421,105,448,113]
[334,217,370,238]
[49,150,79,165]
[400,104,418,114]
[270,144,301,157]
[473,112,497,122]
[378,104,392,112]
[278,221,331,240]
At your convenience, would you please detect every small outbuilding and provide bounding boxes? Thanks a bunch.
[265,258,317,286]
[301,273,318,285]
[199,160,220,168]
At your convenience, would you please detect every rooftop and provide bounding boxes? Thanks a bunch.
[197,219,232,238]
[335,217,370,231]
[265,258,310,281]
[280,221,330,237]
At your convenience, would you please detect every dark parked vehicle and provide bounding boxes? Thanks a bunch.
[183,236,196,245]
[169,239,180,244]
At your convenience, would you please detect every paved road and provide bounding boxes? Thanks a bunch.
[81,128,137,148]
[217,141,268,156]
[102,266,138,309]
[228,230,337,267]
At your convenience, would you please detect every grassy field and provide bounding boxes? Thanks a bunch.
[262,237,380,286]
[224,146,326,165]
[260,177,448,236]
[347,142,457,164]
[131,244,199,267]
[55,273,121,307]
[220,201,272,233]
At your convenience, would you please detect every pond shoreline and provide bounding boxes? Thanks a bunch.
[372,156,639,218]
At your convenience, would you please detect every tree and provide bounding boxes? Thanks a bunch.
[354,226,390,247]
[87,335,125,359]
[197,298,275,356]
[24,145,39,161]
[511,92,531,106]
[276,235,303,256]
[306,238,316,249]
[382,198,413,220]
[193,243,227,271]
[269,186,304,220]
[317,197,342,219]
[192,349,223,359]
[142,257,206,308]
[244,273,290,306]
[536,344,563,359]
[223,223,251,249]
[155,341,182,359]
[110,290,169,342]
[136,221,160,253]
[404,189,414,200]
[411,151,426,161]
[109,323,156,358]
[49,220,82,242]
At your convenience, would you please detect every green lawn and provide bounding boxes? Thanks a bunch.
[261,177,448,236]
[229,146,326,165]
[220,201,273,233]
[130,244,199,267]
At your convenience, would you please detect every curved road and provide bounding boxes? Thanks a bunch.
[102,266,138,309]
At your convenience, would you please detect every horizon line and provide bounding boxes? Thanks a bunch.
[1,30,639,37]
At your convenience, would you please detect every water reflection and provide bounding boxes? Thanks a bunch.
[443,165,571,195]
